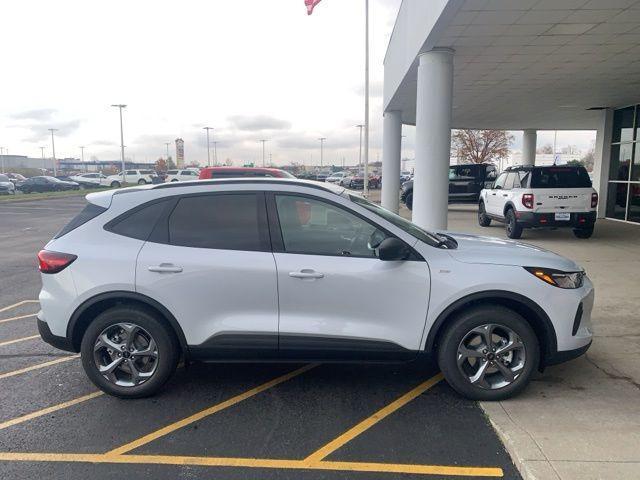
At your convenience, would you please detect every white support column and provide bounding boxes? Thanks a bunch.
[522,129,537,166]
[592,108,613,219]
[381,110,402,213]
[413,48,454,231]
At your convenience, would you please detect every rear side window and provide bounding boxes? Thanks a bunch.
[55,203,107,238]
[107,199,169,241]
[167,170,178,175]
[530,167,592,188]
[168,194,265,251]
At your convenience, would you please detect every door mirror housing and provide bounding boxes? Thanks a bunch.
[377,238,410,261]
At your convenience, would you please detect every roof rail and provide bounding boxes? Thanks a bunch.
[151,177,340,193]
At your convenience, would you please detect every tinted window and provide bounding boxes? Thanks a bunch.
[140,170,155,175]
[55,203,107,238]
[125,170,136,175]
[485,166,497,181]
[530,167,592,188]
[167,170,178,175]
[169,194,263,250]
[108,199,169,241]
[212,170,241,178]
[450,165,477,180]
[276,195,387,257]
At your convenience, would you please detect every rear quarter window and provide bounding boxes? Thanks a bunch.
[55,203,107,239]
[105,199,171,241]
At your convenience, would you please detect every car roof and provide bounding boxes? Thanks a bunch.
[151,177,344,194]
[199,166,285,173]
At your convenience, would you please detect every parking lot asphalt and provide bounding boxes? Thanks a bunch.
[0,196,520,479]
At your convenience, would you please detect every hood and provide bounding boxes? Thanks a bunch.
[444,232,582,271]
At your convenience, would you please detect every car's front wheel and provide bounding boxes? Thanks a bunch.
[80,305,179,398]
[437,305,539,401]
[478,202,491,227]
[138,179,147,185]
[110,181,121,188]
[404,192,413,210]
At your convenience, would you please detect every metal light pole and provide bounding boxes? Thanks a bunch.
[0,147,4,174]
[356,124,364,168]
[203,127,214,167]
[363,0,370,196]
[259,139,268,167]
[212,141,218,165]
[48,129,58,176]
[40,147,46,171]
[111,104,127,185]
[319,137,326,168]
[164,142,171,163]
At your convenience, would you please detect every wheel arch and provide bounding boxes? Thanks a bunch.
[67,291,189,357]
[503,201,516,217]
[425,290,557,367]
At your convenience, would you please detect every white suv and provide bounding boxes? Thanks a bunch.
[479,165,598,239]
[37,179,594,400]
[106,169,158,188]
[166,169,200,182]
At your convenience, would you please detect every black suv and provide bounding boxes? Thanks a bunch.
[401,163,497,210]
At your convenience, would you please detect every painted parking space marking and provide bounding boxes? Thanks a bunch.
[0,452,504,477]
[108,363,318,455]
[0,392,103,431]
[0,314,37,325]
[0,354,79,380]
[0,334,39,347]
[304,372,445,463]
[0,300,39,315]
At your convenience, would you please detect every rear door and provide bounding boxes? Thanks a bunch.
[135,192,279,358]
[268,192,431,359]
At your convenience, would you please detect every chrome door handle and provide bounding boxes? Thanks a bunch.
[148,264,183,273]
[289,270,324,280]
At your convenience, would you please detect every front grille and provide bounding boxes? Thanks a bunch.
[572,303,584,336]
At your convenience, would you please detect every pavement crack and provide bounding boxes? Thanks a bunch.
[584,354,640,391]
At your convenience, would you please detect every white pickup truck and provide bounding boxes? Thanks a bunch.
[478,165,598,239]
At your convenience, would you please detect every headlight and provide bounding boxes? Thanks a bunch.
[524,267,585,289]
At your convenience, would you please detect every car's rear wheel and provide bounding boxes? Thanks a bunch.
[505,209,523,239]
[404,192,413,211]
[573,227,594,239]
[110,181,121,188]
[437,305,539,401]
[478,202,491,227]
[138,179,147,185]
[80,306,179,398]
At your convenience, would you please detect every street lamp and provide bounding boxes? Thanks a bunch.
[318,137,326,168]
[164,142,171,164]
[48,129,58,176]
[40,147,46,170]
[212,141,218,165]
[259,139,268,167]
[355,124,364,168]
[203,127,214,167]
[110,104,127,185]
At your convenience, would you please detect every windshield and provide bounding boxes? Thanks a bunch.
[349,194,441,247]
[530,167,592,188]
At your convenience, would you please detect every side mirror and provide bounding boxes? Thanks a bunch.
[377,238,410,261]
[493,184,502,190]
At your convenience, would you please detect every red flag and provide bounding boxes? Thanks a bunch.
[305,0,322,15]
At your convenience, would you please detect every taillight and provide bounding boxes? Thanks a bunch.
[37,250,77,274]
[591,192,598,208]
[522,193,534,209]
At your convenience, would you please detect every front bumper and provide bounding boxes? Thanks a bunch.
[516,211,596,228]
[545,341,592,366]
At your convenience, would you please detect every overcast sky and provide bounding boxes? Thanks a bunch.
[0,0,594,167]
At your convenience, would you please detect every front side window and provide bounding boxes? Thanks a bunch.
[168,194,264,251]
[275,195,387,257]
[493,173,507,189]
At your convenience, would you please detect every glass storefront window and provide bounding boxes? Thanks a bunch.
[628,184,640,224]
[609,143,633,181]
[606,182,628,221]
[631,145,640,182]
[612,106,635,143]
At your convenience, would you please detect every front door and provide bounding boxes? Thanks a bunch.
[269,193,431,360]
[485,172,508,216]
[135,192,279,359]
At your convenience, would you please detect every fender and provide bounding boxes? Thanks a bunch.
[503,201,516,216]
[424,290,557,358]
[67,290,189,355]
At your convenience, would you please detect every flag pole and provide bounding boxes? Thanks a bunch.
[363,0,370,197]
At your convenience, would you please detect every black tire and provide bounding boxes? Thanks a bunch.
[437,305,540,401]
[505,209,523,239]
[405,192,413,211]
[80,305,179,398]
[171,179,179,182]
[111,181,121,188]
[138,179,147,185]
[478,202,491,227]
[573,227,594,239]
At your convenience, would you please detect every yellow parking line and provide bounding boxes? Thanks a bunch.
[0,314,37,325]
[107,363,318,456]
[0,335,40,347]
[0,355,79,380]
[0,300,39,314]
[304,372,444,464]
[0,452,504,477]
[0,392,103,431]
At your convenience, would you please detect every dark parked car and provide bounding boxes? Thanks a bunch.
[401,163,498,210]
[340,172,381,189]
[17,176,80,194]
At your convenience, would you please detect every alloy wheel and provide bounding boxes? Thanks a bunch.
[456,323,526,390]
[93,322,159,387]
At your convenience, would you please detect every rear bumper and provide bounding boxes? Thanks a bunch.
[516,211,596,228]
[38,317,76,352]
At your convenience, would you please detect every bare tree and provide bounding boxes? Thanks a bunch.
[537,144,554,154]
[452,130,513,165]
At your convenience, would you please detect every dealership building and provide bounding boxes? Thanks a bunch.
[381,0,640,229]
